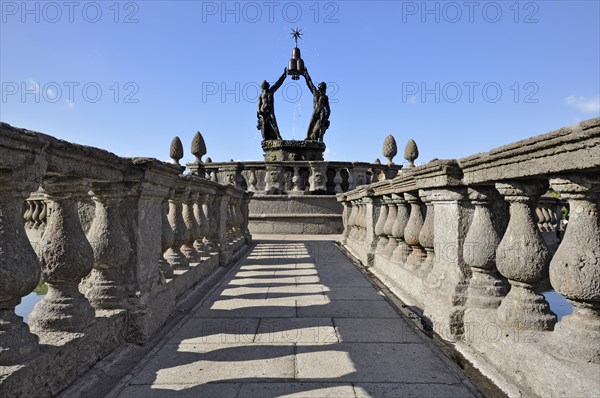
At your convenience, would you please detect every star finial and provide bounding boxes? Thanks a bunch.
[291,27,302,47]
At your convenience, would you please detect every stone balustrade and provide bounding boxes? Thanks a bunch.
[337,118,600,397]
[0,123,252,397]
[206,160,399,194]
[203,160,400,234]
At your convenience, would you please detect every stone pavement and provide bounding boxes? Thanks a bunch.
[109,236,481,398]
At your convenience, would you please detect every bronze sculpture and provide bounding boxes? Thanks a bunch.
[303,69,330,142]
[257,29,331,152]
[257,67,287,141]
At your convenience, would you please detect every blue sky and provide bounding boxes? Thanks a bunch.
[1,1,599,165]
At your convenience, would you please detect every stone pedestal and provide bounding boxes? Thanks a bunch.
[262,140,325,161]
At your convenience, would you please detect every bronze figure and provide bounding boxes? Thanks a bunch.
[303,69,330,142]
[257,68,287,141]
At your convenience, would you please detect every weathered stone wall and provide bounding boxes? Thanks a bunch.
[0,123,253,397]
[249,194,343,234]
[338,118,600,398]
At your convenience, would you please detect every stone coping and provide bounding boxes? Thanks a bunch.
[338,117,600,199]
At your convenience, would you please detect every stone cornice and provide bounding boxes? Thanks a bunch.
[370,180,395,196]
[460,118,600,184]
[1,122,126,180]
[411,159,464,189]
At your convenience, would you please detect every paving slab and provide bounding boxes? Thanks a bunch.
[272,268,319,276]
[334,318,424,343]
[234,270,275,278]
[208,286,269,300]
[226,276,298,286]
[129,343,295,385]
[116,383,241,398]
[296,343,461,383]
[168,318,259,345]
[315,274,374,287]
[354,382,477,397]
[114,238,480,398]
[193,299,296,318]
[297,299,399,318]
[267,285,324,294]
[323,286,386,301]
[238,382,356,398]
[254,318,339,344]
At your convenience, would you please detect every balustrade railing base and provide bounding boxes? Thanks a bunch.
[0,311,127,398]
[460,308,599,398]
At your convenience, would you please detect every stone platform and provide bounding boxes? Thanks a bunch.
[107,236,482,398]
[261,139,326,161]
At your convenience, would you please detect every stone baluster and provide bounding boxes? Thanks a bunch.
[340,199,348,243]
[225,198,233,239]
[235,197,243,238]
[346,200,355,240]
[354,200,363,241]
[214,189,234,265]
[546,176,600,363]
[236,196,243,235]
[234,197,242,240]
[283,169,294,192]
[345,168,354,191]
[38,200,47,230]
[549,204,560,231]
[382,195,398,257]
[350,200,359,240]
[24,200,34,228]
[30,200,43,230]
[29,177,96,332]
[391,194,412,264]
[353,200,363,241]
[356,198,366,242]
[0,171,44,364]
[247,169,258,192]
[557,202,566,231]
[164,180,190,270]
[81,182,132,309]
[352,200,361,240]
[241,192,253,243]
[495,181,556,331]
[205,195,219,252]
[418,190,435,273]
[463,187,508,309]
[535,206,546,231]
[360,199,369,242]
[159,191,175,278]
[542,206,552,231]
[374,196,389,253]
[404,191,426,269]
[229,197,239,240]
[333,168,343,193]
[181,191,201,263]
[360,195,381,265]
[32,200,42,229]
[193,193,210,259]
